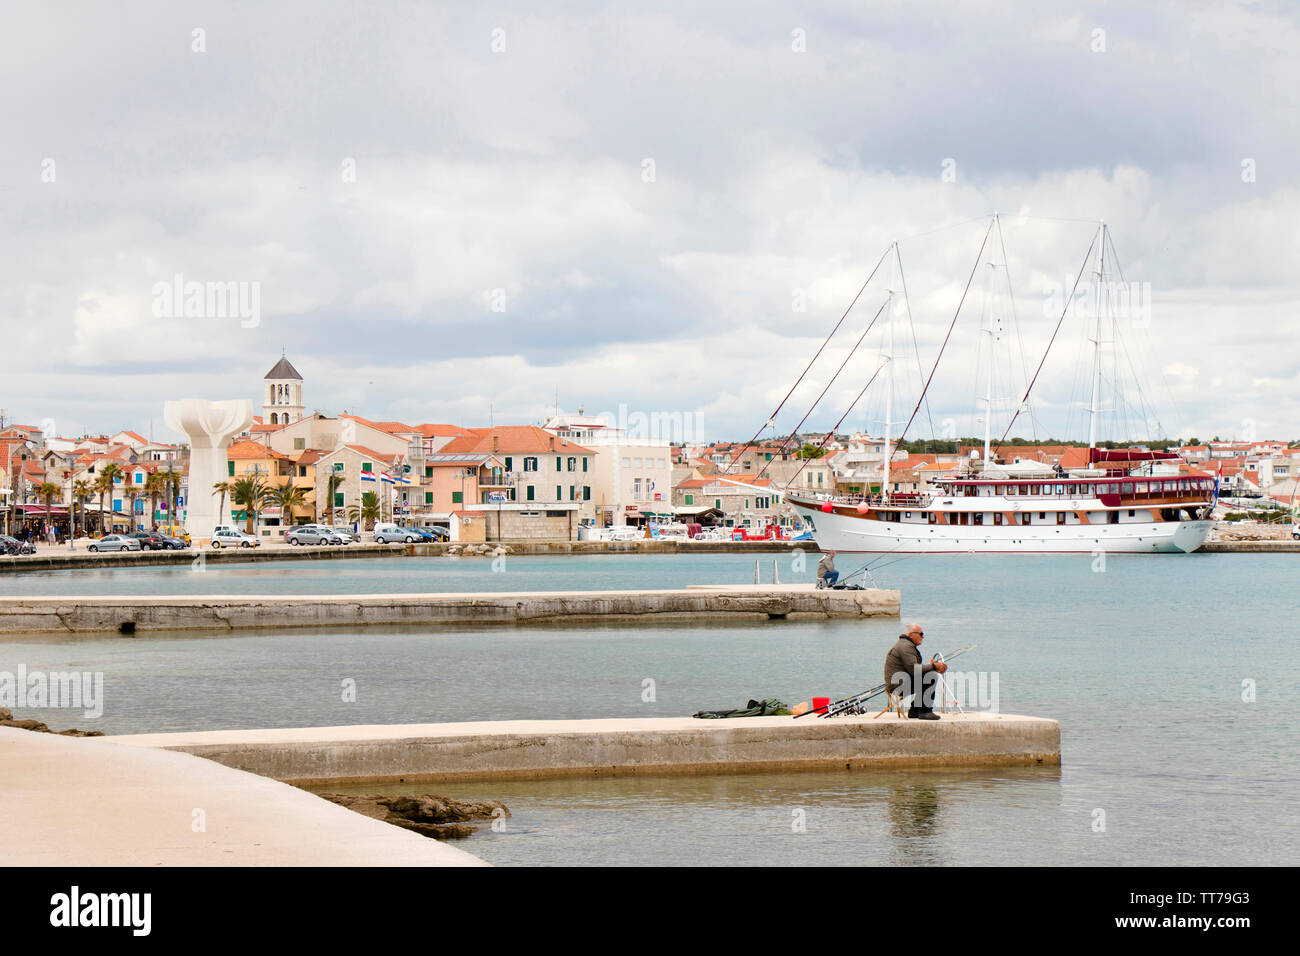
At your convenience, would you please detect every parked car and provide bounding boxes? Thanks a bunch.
[373,523,418,544]
[409,526,448,542]
[0,534,36,555]
[210,528,260,549]
[154,533,188,550]
[285,526,338,546]
[127,531,170,551]
[87,534,142,553]
[327,527,355,544]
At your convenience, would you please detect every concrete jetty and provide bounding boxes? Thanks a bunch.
[102,713,1061,786]
[0,584,900,634]
[0,726,484,866]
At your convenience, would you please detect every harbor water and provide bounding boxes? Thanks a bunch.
[1,552,1296,865]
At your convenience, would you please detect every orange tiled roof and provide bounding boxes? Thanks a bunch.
[227,440,289,461]
[441,426,595,456]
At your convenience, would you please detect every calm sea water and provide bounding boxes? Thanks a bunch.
[1,552,1296,865]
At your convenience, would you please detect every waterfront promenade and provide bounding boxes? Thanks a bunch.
[0,726,484,866]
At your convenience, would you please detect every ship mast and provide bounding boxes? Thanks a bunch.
[1088,220,1106,450]
[981,260,996,468]
[881,242,897,500]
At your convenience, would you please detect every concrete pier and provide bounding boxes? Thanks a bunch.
[102,713,1060,786]
[0,726,484,866]
[0,584,900,634]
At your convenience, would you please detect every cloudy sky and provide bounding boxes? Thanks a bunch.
[3,0,1298,445]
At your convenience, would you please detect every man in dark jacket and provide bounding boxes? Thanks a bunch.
[884,622,948,720]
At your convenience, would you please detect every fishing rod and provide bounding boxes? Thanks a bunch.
[795,644,977,718]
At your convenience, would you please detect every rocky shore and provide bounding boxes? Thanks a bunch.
[317,792,509,840]
[0,707,103,737]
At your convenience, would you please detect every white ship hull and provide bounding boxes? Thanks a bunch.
[790,503,1212,554]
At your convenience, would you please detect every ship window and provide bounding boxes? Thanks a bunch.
[928,512,937,524]
[1039,512,1046,519]
[1121,482,1133,493]
[905,511,912,518]
[1019,484,1029,495]
[1056,511,1066,524]
[1128,510,1135,517]
[973,512,984,525]
[993,513,1002,525]
[1021,513,1031,525]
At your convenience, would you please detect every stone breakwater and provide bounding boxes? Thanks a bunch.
[0,585,900,634]
[101,714,1061,785]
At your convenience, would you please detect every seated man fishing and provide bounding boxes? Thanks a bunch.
[884,622,948,720]
[816,551,839,588]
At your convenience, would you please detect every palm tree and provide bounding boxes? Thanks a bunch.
[323,472,344,526]
[35,481,60,538]
[212,480,231,528]
[144,473,167,530]
[346,491,382,531]
[164,469,182,529]
[95,463,122,534]
[73,479,93,538]
[269,480,308,525]
[230,474,271,535]
[123,484,140,532]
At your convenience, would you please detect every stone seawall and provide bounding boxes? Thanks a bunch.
[0,538,810,573]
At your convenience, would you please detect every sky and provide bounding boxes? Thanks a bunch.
[2,0,1298,446]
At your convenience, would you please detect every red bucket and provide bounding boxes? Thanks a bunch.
[812,696,830,713]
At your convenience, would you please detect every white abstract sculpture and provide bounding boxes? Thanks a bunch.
[163,399,254,544]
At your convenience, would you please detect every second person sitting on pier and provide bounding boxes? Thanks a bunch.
[817,551,839,589]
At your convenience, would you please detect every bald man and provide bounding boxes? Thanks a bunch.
[884,622,948,720]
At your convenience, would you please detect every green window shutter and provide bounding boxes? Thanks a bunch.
[362,462,372,472]
[583,486,591,501]
[556,485,561,500]
[582,457,588,472]
[334,492,344,507]
[505,457,513,471]
[685,494,694,505]
[424,466,432,478]
[424,492,433,504]
[556,457,562,471]
[227,461,234,477]
[334,462,343,472]
[526,486,534,501]
[452,491,463,504]
[715,499,721,509]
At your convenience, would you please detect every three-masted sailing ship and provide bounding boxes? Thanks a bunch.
[775,217,1214,554]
